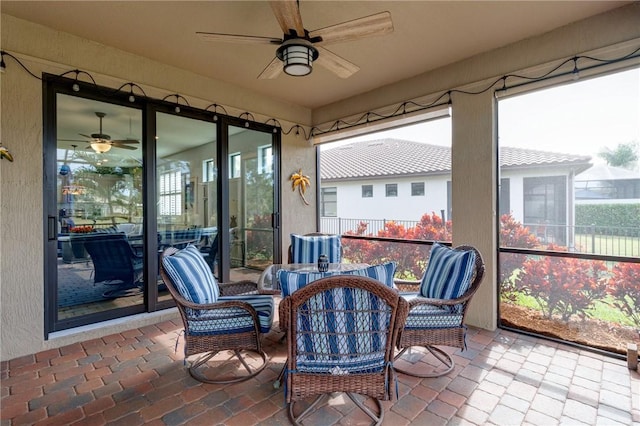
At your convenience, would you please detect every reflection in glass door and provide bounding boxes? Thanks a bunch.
[156,112,217,291]
[55,95,143,321]
[228,125,275,275]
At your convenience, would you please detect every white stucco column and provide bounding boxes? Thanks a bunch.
[451,90,497,331]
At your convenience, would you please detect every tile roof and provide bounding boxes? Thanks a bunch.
[320,138,591,180]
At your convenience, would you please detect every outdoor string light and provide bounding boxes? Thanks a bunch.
[1,45,639,141]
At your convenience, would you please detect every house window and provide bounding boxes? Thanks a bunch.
[229,153,241,178]
[159,170,182,216]
[202,159,215,183]
[411,182,425,196]
[385,184,397,197]
[362,185,373,198]
[258,145,273,175]
[321,187,337,217]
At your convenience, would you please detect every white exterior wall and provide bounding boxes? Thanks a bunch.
[329,175,450,222]
[326,167,579,226]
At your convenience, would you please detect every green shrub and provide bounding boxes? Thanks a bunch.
[576,204,640,236]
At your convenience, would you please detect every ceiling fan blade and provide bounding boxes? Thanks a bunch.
[196,32,281,45]
[310,11,393,45]
[111,139,139,145]
[58,139,89,143]
[270,0,305,37]
[258,57,283,80]
[315,46,360,79]
[79,133,93,139]
[111,144,137,150]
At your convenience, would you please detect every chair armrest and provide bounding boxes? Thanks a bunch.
[407,289,475,309]
[218,280,259,296]
[181,298,261,322]
[279,296,291,333]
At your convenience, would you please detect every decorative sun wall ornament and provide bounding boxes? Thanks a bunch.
[290,169,311,205]
[0,145,14,162]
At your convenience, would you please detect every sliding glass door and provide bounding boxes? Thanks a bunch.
[50,93,144,329]
[227,125,277,277]
[44,76,281,333]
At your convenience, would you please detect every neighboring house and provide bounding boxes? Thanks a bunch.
[575,163,640,204]
[320,138,592,244]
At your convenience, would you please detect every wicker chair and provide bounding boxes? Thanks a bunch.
[281,275,408,425]
[394,243,485,378]
[288,232,342,264]
[160,246,273,384]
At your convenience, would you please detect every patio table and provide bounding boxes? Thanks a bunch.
[257,263,369,295]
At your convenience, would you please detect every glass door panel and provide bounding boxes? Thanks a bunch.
[56,95,143,320]
[156,112,217,287]
[228,126,274,276]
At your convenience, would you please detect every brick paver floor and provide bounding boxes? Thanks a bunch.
[2,319,639,425]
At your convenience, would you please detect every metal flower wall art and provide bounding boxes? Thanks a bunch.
[290,169,311,205]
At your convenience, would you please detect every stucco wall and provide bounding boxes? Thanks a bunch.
[2,4,640,361]
[0,14,315,361]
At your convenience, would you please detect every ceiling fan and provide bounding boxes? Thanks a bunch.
[196,0,393,79]
[59,112,139,153]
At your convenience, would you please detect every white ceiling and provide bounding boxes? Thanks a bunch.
[2,1,630,110]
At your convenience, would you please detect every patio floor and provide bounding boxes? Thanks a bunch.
[2,317,639,425]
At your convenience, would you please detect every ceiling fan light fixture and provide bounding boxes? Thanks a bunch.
[90,141,112,153]
[276,39,318,77]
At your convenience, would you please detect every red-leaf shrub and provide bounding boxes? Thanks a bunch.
[607,262,640,328]
[499,213,540,302]
[519,244,609,321]
[341,213,448,279]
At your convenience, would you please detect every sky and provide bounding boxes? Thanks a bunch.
[321,67,640,169]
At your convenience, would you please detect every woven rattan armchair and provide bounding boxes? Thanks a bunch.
[394,244,485,378]
[280,275,408,425]
[160,246,273,384]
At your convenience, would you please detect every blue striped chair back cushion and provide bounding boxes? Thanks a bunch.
[162,245,220,304]
[290,234,341,264]
[187,295,274,335]
[295,286,392,374]
[419,243,476,300]
[400,293,464,329]
[278,262,397,297]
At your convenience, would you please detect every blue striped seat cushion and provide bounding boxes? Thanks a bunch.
[420,243,476,300]
[400,293,464,329]
[187,295,274,335]
[278,262,397,297]
[162,245,220,304]
[295,287,391,374]
[290,234,341,264]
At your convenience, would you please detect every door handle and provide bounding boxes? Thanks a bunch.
[48,216,57,240]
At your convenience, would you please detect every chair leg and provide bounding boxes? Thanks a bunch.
[346,393,383,425]
[273,361,286,389]
[288,394,327,425]
[188,349,269,384]
[288,393,383,426]
[394,345,455,378]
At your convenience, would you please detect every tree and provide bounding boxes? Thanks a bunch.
[598,141,639,169]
